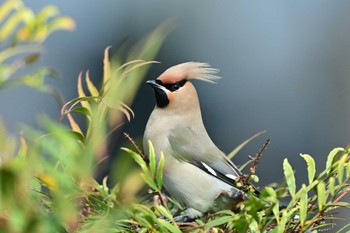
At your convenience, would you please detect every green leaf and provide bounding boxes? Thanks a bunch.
[326,147,344,175]
[317,180,326,211]
[272,203,280,224]
[156,152,164,190]
[140,173,157,190]
[77,72,91,112]
[67,113,83,136]
[71,106,91,117]
[148,140,156,178]
[347,159,350,179]
[103,46,111,84]
[300,154,316,184]
[299,184,308,227]
[227,131,265,159]
[248,220,259,233]
[206,216,233,228]
[0,0,23,22]
[85,71,99,97]
[122,148,148,174]
[157,219,181,233]
[337,154,347,184]
[45,16,75,34]
[283,158,296,198]
[37,5,59,23]
[329,177,335,197]
[0,8,34,41]
[155,205,173,221]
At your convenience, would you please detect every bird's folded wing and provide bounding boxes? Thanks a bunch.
[168,127,242,187]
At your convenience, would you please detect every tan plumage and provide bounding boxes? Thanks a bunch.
[144,62,243,220]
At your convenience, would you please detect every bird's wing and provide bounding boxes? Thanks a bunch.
[168,126,242,187]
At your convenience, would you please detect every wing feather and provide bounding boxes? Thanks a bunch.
[168,127,242,187]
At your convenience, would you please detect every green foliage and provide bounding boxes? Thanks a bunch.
[0,0,75,102]
[0,2,350,233]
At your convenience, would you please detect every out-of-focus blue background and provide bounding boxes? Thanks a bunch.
[1,0,349,226]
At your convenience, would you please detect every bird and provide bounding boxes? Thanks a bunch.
[143,62,249,222]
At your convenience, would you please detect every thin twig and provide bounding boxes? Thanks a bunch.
[123,132,147,162]
[244,138,270,184]
[155,191,166,207]
[334,188,350,203]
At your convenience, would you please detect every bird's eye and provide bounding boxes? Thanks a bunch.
[158,79,187,92]
[169,79,187,92]
[171,83,180,91]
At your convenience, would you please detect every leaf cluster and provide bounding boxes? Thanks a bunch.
[0,1,349,233]
[0,0,75,95]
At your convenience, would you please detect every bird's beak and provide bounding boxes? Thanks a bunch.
[146,80,167,92]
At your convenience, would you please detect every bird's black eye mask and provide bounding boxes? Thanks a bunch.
[155,79,187,92]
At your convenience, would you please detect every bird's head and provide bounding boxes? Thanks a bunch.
[146,62,221,111]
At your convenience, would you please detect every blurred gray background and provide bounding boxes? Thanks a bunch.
[1,0,349,227]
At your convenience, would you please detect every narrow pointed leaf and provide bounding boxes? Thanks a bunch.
[337,154,347,184]
[0,8,34,41]
[155,205,173,221]
[206,216,233,228]
[317,180,326,211]
[329,177,335,197]
[299,184,308,227]
[157,219,181,233]
[326,147,344,175]
[156,152,164,190]
[67,113,83,136]
[103,46,111,84]
[0,0,23,22]
[300,154,316,184]
[227,131,265,159]
[140,173,157,190]
[77,72,91,112]
[37,5,59,23]
[122,147,148,173]
[148,140,156,178]
[86,71,99,96]
[283,158,296,198]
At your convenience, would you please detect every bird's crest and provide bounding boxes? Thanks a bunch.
[158,62,221,84]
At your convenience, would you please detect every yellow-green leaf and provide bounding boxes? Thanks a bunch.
[77,72,91,112]
[227,131,265,159]
[85,71,99,97]
[0,0,23,22]
[326,147,344,175]
[156,152,164,190]
[272,203,280,224]
[148,140,156,178]
[329,177,335,197]
[103,46,111,84]
[67,113,83,136]
[155,205,173,221]
[122,147,148,173]
[0,8,34,41]
[317,180,326,211]
[283,158,296,198]
[206,216,233,228]
[300,154,316,184]
[157,219,181,233]
[337,154,347,184]
[299,184,308,227]
[46,16,75,32]
[37,5,59,23]
[140,173,157,190]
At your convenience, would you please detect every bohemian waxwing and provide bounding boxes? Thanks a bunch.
[143,62,248,221]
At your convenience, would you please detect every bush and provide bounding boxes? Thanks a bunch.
[0,1,349,232]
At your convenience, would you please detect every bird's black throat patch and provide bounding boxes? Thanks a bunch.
[153,88,169,108]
